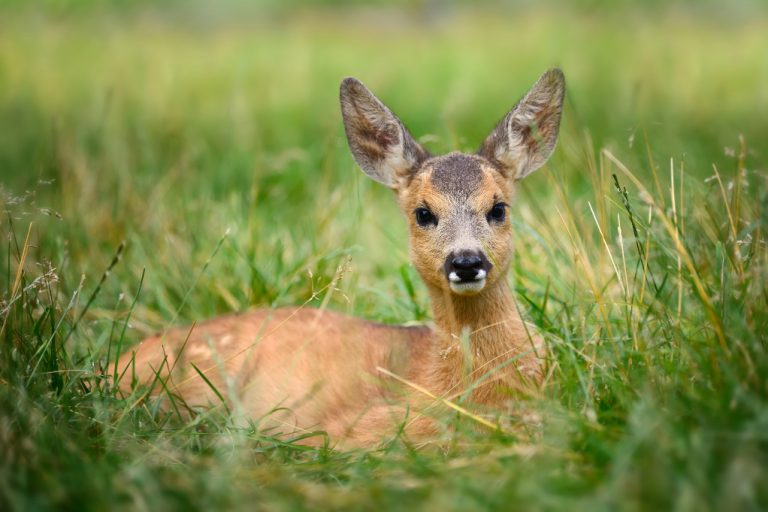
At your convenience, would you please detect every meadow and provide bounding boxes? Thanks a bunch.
[1,1,767,510]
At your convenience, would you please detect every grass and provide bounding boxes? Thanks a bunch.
[1,2,768,510]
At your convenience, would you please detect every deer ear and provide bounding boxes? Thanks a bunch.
[340,77,429,189]
[478,68,565,180]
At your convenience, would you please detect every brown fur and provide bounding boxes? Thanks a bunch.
[113,69,565,448]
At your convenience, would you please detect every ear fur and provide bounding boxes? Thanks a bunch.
[478,68,565,180]
[340,77,429,188]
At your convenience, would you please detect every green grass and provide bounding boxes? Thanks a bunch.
[1,2,768,510]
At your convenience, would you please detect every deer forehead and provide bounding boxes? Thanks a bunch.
[403,152,506,211]
[428,152,487,198]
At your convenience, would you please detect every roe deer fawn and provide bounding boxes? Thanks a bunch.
[115,69,565,447]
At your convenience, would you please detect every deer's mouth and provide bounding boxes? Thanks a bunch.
[448,269,487,295]
[444,250,491,295]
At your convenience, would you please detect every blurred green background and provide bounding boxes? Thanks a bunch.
[1,1,767,510]
[2,0,765,322]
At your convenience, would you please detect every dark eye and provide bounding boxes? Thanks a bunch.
[487,202,506,223]
[414,207,437,227]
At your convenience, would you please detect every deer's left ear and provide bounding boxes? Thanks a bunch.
[478,68,565,180]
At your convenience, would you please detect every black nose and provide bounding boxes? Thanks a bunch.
[453,254,482,271]
[445,251,491,282]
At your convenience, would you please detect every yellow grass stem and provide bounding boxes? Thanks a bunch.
[0,222,34,338]
[588,201,626,296]
[712,163,745,279]
[604,150,728,354]
[555,207,616,346]
[670,158,683,320]
[375,366,501,432]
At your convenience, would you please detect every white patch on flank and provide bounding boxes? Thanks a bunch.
[187,344,211,358]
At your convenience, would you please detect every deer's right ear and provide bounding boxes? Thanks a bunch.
[340,78,428,189]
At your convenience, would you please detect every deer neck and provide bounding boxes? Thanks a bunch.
[423,280,536,401]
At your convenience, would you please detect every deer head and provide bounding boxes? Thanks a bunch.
[340,69,565,297]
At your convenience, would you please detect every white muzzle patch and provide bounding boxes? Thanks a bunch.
[448,269,487,295]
